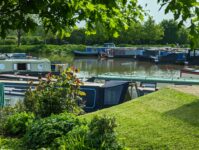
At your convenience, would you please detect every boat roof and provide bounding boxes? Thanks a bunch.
[0,58,50,63]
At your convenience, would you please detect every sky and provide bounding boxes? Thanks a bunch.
[138,0,173,23]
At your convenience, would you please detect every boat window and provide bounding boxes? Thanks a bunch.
[0,64,5,70]
[17,63,27,70]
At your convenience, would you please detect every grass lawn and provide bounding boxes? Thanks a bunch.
[82,88,199,149]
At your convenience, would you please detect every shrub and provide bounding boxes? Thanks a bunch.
[52,125,89,150]
[0,137,23,150]
[24,67,85,118]
[0,102,26,135]
[87,115,123,150]
[4,112,35,136]
[0,39,16,45]
[0,44,86,54]
[23,112,83,149]
[52,115,125,150]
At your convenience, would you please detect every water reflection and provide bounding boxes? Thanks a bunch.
[37,54,185,78]
[70,57,184,78]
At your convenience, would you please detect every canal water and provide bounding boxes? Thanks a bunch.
[43,54,186,78]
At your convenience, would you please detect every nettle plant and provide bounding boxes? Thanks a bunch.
[24,67,85,118]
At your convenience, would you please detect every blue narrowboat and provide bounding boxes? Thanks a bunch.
[80,81,129,112]
[73,43,115,57]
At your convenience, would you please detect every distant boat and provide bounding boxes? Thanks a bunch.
[73,43,115,57]
[73,50,99,56]
[0,54,68,76]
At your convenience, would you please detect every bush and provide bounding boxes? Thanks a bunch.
[0,39,16,45]
[0,102,26,135]
[52,125,89,150]
[0,137,23,150]
[4,112,35,136]
[87,115,123,150]
[21,36,43,45]
[24,67,85,118]
[52,115,125,150]
[23,112,83,149]
[0,44,85,54]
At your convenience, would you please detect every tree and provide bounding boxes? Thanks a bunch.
[0,0,144,39]
[85,22,110,45]
[160,19,179,44]
[142,17,164,44]
[177,27,189,45]
[157,0,199,49]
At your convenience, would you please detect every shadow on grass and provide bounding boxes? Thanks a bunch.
[165,100,199,127]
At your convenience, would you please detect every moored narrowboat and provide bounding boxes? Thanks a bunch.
[0,58,51,75]
[73,43,115,57]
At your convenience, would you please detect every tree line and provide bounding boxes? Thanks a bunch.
[1,18,190,47]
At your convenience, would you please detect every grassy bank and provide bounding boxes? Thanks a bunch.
[0,44,85,54]
[82,88,199,149]
[1,88,199,149]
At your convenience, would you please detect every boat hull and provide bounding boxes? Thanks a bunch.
[73,50,98,56]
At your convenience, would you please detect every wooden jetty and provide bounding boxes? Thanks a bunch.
[93,74,199,85]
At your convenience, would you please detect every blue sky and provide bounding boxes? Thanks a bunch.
[138,0,173,23]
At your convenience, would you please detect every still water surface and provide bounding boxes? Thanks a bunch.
[41,54,187,78]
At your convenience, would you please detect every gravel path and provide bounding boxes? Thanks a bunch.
[170,85,199,97]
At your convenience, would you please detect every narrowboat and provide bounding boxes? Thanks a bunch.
[105,47,144,58]
[73,50,99,56]
[73,43,115,57]
[0,52,69,76]
[0,58,51,75]
[80,81,130,112]
[2,79,130,112]
[157,51,187,64]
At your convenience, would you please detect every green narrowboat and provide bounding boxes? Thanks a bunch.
[0,58,51,75]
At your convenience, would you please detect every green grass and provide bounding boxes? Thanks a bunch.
[82,88,199,149]
[1,88,199,149]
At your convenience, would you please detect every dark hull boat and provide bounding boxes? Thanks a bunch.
[73,50,99,56]
[81,81,129,112]
[2,79,130,112]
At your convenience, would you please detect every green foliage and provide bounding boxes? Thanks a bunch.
[52,115,124,150]
[0,44,85,54]
[4,112,35,136]
[0,0,144,39]
[21,36,43,45]
[23,112,83,149]
[0,102,26,135]
[52,125,89,150]
[0,137,24,150]
[24,67,85,118]
[0,39,16,45]
[160,19,189,45]
[142,17,164,44]
[157,0,199,49]
[87,115,123,150]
